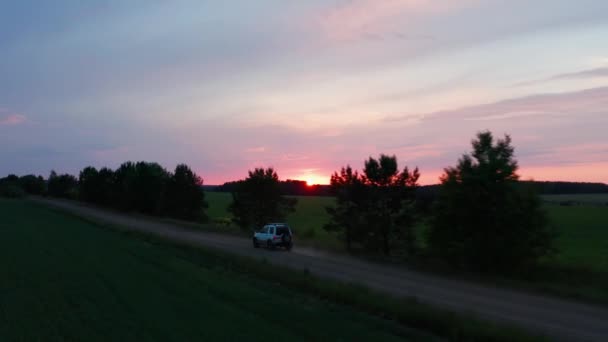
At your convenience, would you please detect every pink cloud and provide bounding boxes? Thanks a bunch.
[245,146,266,153]
[164,86,608,186]
[411,86,608,122]
[520,162,608,184]
[0,114,27,126]
[316,0,476,42]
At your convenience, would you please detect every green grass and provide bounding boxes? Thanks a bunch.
[205,192,341,249]
[546,205,608,273]
[480,204,608,305]
[205,192,608,303]
[0,198,434,341]
[542,193,608,205]
[206,193,608,271]
[205,191,234,220]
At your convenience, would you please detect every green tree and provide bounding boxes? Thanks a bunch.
[165,164,208,220]
[229,168,297,230]
[111,161,170,214]
[362,155,420,255]
[47,170,78,199]
[325,155,420,255]
[324,166,366,251]
[426,131,555,272]
[0,175,25,198]
[19,175,46,195]
[112,162,137,211]
[96,167,116,206]
[78,166,100,203]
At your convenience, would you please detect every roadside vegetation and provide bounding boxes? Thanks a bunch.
[0,199,544,341]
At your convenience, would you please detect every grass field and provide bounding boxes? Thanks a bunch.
[205,192,608,303]
[542,193,608,205]
[206,192,608,271]
[545,205,608,273]
[0,198,433,341]
[205,192,340,249]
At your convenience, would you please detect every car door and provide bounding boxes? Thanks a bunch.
[262,225,272,241]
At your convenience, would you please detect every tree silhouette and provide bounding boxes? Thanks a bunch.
[326,155,419,255]
[427,131,555,272]
[0,174,25,198]
[165,164,208,220]
[18,175,45,195]
[78,166,100,203]
[362,155,420,255]
[325,166,366,251]
[47,170,78,199]
[229,168,297,230]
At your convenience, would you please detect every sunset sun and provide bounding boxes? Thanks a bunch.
[299,174,328,186]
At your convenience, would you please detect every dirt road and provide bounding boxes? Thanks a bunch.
[32,198,608,341]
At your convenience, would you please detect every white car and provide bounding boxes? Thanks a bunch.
[253,223,293,250]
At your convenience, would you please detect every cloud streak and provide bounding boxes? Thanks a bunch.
[515,67,608,87]
[418,86,608,122]
[315,0,474,42]
[0,114,26,126]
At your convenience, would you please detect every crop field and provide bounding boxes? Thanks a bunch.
[0,199,427,341]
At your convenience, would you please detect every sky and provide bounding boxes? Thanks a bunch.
[1,0,607,185]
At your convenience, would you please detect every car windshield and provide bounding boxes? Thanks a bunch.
[276,227,289,235]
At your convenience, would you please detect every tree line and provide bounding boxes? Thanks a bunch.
[215,180,608,198]
[216,179,332,196]
[0,131,564,273]
[1,162,207,221]
[0,174,45,198]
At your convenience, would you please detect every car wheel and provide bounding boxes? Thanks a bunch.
[282,234,292,251]
[285,242,293,251]
[253,238,259,248]
[267,240,274,250]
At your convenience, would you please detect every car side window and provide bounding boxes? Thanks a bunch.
[270,227,275,235]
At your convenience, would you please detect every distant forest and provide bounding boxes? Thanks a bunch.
[207,180,608,197]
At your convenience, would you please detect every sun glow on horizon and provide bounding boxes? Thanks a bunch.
[297,174,329,186]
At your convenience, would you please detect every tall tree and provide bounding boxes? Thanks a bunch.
[47,170,78,199]
[112,162,138,211]
[325,155,420,255]
[78,166,100,203]
[165,164,208,220]
[132,162,170,215]
[427,131,555,272]
[19,175,46,195]
[96,167,116,206]
[324,166,366,251]
[229,168,297,230]
[0,174,25,198]
[362,155,420,255]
